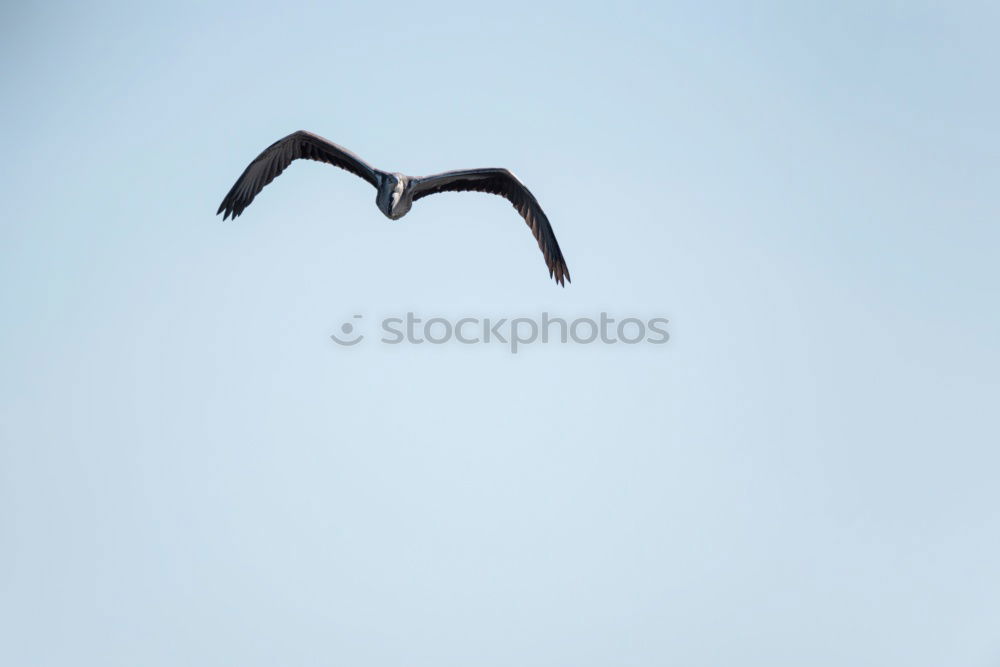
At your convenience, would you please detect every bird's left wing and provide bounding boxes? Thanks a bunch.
[410,168,570,286]
[217,131,384,220]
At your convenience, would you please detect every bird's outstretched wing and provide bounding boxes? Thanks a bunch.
[410,168,570,286]
[217,131,383,220]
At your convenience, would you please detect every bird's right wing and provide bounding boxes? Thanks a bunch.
[217,131,384,219]
[410,168,570,285]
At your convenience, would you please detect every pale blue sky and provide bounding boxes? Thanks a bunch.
[1,1,999,665]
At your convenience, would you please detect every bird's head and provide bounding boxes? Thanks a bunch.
[377,173,410,219]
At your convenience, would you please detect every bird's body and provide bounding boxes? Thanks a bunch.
[217,131,570,285]
[379,172,413,220]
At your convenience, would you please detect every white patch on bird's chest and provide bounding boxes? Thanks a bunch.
[390,179,405,209]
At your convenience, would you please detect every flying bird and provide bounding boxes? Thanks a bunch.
[217,131,570,285]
